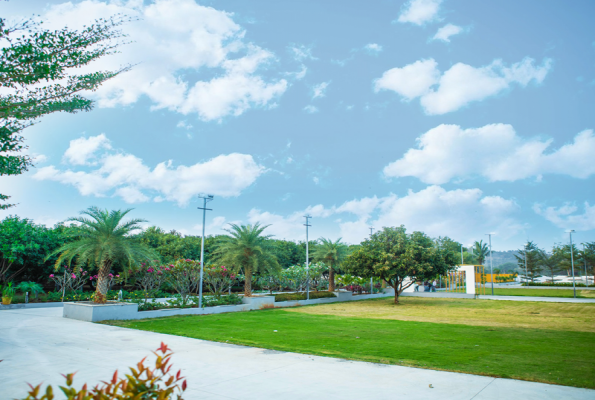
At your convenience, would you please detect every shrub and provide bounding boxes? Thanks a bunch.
[274,291,336,302]
[165,259,201,302]
[17,343,186,399]
[203,265,236,297]
[128,261,167,299]
[522,281,593,288]
[15,282,45,300]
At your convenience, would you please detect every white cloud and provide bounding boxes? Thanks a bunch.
[304,105,319,113]
[374,59,439,100]
[534,202,595,231]
[289,44,317,62]
[312,81,330,99]
[40,0,288,121]
[375,57,552,114]
[244,186,521,244]
[397,0,442,26]
[432,23,464,42]
[34,134,266,206]
[364,43,383,54]
[176,121,193,130]
[313,176,320,185]
[62,133,112,165]
[383,124,595,184]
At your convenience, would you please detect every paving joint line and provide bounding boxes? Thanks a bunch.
[469,377,497,400]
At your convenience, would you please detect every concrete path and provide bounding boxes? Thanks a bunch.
[1,308,593,400]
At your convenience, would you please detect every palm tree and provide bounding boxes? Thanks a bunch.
[312,237,349,292]
[48,207,157,303]
[537,249,561,283]
[213,223,279,297]
[473,240,489,265]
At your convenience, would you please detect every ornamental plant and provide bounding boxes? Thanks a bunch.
[128,261,167,300]
[203,264,235,298]
[165,259,201,303]
[17,342,187,400]
[49,266,89,293]
[15,281,45,300]
[90,272,120,292]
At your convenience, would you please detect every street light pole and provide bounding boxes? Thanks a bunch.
[304,215,312,300]
[198,195,214,308]
[584,243,588,285]
[486,233,494,295]
[569,230,576,299]
[525,242,532,286]
[369,227,375,293]
[461,244,464,265]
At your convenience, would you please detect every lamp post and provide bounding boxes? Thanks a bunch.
[370,227,374,293]
[304,215,311,300]
[486,233,494,295]
[569,230,576,299]
[198,195,214,308]
[525,242,532,286]
[584,243,588,285]
[461,244,464,265]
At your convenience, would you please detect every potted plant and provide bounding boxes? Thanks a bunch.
[2,282,15,305]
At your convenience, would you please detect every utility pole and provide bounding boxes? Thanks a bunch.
[304,215,312,300]
[197,195,214,308]
[370,227,374,293]
[569,230,576,298]
[486,233,494,295]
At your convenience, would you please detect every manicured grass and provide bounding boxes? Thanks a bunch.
[104,307,595,389]
[286,297,595,332]
[491,288,595,298]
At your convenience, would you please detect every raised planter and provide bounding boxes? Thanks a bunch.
[63,301,138,322]
[241,295,275,310]
[335,291,353,301]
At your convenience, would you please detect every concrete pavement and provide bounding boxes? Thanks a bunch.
[1,307,593,400]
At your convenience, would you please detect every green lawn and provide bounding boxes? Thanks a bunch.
[104,305,595,389]
[491,288,595,298]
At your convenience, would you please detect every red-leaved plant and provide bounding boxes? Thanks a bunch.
[18,343,187,399]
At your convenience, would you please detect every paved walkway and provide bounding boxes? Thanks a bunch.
[1,307,593,400]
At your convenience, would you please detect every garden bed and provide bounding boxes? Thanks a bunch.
[273,291,336,302]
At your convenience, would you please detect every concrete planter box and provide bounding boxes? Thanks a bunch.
[63,301,138,322]
[1,302,65,310]
[242,296,275,310]
[335,291,353,301]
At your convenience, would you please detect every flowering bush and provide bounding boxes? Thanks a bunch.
[90,272,120,292]
[49,266,89,293]
[165,259,201,302]
[128,261,167,299]
[344,284,365,294]
[203,264,236,297]
[17,343,187,400]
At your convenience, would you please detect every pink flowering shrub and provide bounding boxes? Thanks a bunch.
[90,273,120,292]
[48,266,89,292]
[128,261,166,299]
[165,259,201,302]
[204,265,236,297]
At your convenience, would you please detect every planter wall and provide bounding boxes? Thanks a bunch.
[242,295,276,310]
[63,302,138,322]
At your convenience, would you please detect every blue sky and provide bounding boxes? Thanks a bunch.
[1,0,594,250]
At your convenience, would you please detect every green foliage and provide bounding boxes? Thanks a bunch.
[0,216,77,283]
[136,227,210,263]
[343,226,458,303]
[515,241,541,282]
[15,281,44,298]
[165,259,201,302]
[212,223,280,297]
[274,291,336,302]
[48,207,158,303]
[17,342,187,399]
[0,14,130,209]
[2,281,15,298]
[312,237,349,291]
[473,240,490,265]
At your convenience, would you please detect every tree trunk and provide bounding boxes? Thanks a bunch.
[244,267,252,297]
[94,262,111,304]
[393,288,400,304]
[381,280,387,288]
[328,267,335,292]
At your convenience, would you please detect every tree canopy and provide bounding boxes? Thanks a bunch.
[343,226,458,303]
[0,13,129,209]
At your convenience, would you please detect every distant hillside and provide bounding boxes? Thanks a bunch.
[489,250,519,267]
